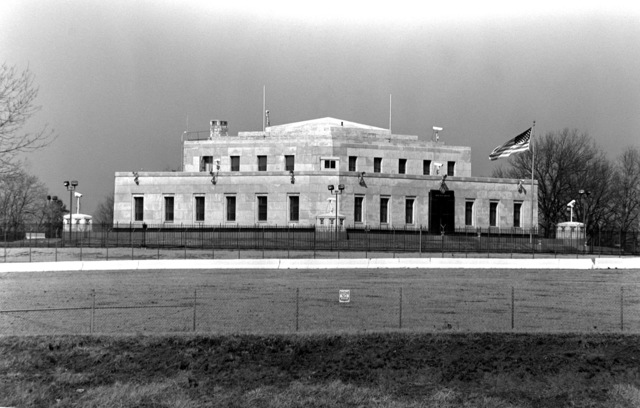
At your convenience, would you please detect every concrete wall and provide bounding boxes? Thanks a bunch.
[113,171,537,229]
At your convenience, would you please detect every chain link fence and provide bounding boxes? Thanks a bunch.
[1,285,638,335]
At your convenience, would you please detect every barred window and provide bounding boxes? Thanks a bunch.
[405,198,414,224]
[289,196,299,222]
[230,156,240,172]
[380,197,389,224]
[134,196,144,221]
[349,156,357,171]
[354,196,364,223]
[399,159,407,174]
[257,156,267,171]
[226,196,236,222]
[423,160,431,175]
[374,157,382,173]
[258,196,268,221]
[195,196,205,222]
[164,196,174,222]
[465,201,474,226]
[514,202,522,228]
[490,201,499,227]
[285,155,295,171]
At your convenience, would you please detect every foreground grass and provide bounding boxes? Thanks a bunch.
[1,332,640,407]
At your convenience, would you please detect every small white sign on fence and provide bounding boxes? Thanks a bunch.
[339,289,351,303]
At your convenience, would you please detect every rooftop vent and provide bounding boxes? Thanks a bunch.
[210,120,228,138]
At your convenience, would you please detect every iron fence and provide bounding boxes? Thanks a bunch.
[1,223,638,260]
[1,285,638,335]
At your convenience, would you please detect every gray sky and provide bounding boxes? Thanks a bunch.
[2,0,639,216]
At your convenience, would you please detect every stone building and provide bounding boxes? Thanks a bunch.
[113,117,537,232]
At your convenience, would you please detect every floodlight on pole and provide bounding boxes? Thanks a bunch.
[64,180,79,241]
[432,126,443,142]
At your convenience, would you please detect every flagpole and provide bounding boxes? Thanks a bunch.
[530,120,536,245]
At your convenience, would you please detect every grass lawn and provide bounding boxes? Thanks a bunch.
[1,267,639,334]
[1,332,640,407]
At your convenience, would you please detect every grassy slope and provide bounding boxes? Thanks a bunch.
[1,332,640,407]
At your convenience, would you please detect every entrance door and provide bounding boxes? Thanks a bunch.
[429,190,455,233]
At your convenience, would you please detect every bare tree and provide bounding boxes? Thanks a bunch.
[0,63,55,175]
[610,146,640,232]
[0,169,48,237]
[94,192,114,225]
[493,129,612,236]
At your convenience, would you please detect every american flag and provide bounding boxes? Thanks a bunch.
[489,128,532,161]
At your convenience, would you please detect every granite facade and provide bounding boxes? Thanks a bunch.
[114,118,537,230]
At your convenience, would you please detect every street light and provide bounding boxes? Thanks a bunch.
[578,189,591,251]
[328,184,345,244]
[64,180,78,242]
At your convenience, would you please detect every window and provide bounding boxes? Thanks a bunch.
[399,159,407,174]
[513,202,523,228]
[354,196,364,223]
[465,201,474,226]
[490,201,499,227]
[257,196,268,221]
[349,156,357,171]
[447,161,455,176]
[289,196,300,222]
[374,157,382,173]
[257,156,267,171]
[405,198,415,224]
[134,196,144,221]
[230,156,240,172]
[164,196,174,222]
[380,197,389,224]
[195,196,205,222]
[285,155,295,171]
[200,156,213,172]
[226,196,236,222]
[423,160,431,175]
[323,159,337,169]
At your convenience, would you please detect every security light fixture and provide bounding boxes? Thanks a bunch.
[63,180,79,241]
[432,126,444,142]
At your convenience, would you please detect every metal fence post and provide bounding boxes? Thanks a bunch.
[193,289,197,332]
[90,289,95,334]
[620,286,624,331]
[399,287,403,329]
[511,286,515,330]
[295,287,300,332]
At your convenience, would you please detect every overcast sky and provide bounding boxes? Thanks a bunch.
[2,0,639,215]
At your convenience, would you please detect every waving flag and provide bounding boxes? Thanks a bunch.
[489,127,532,161]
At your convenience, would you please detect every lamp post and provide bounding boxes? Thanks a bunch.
[328,184,345,245]
[578,189,591,251]
[64,180,78,242]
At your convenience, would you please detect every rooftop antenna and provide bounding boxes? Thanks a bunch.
[389,94,392,132]
[432,126,443,142]
[262,85,266,133]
